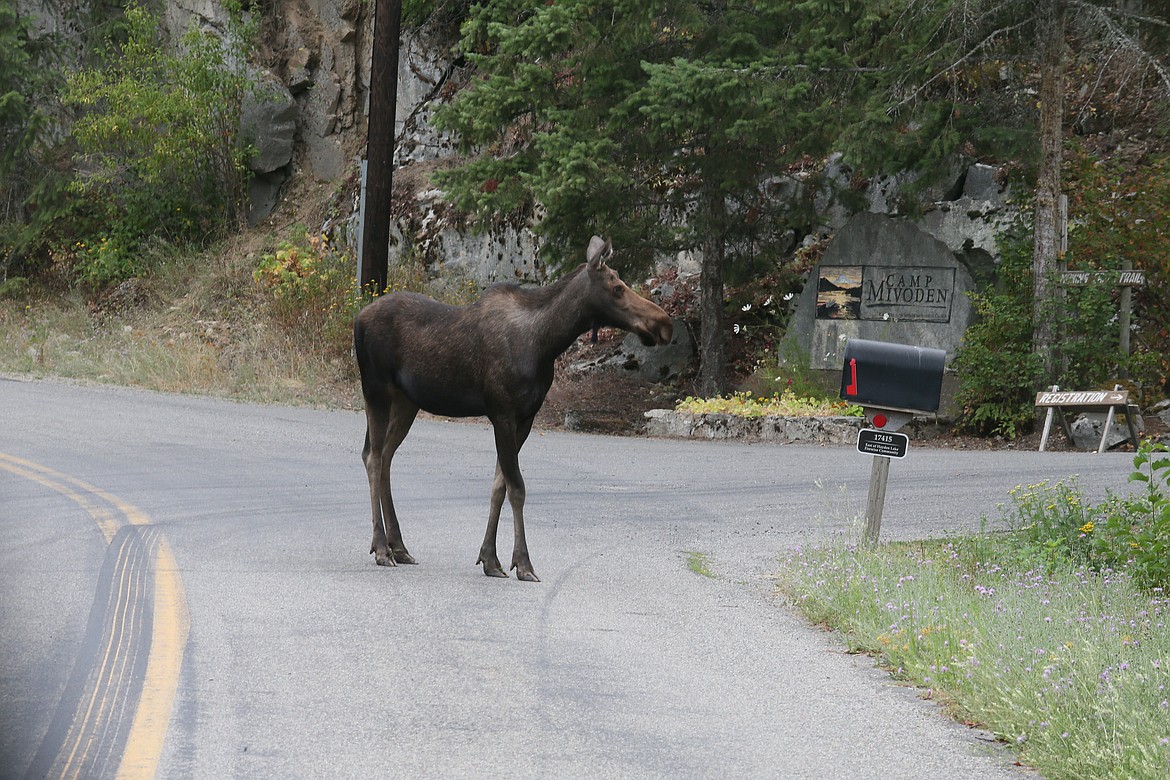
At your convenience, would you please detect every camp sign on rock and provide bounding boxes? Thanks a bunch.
[781,213,978,416]
[817,265,957,322]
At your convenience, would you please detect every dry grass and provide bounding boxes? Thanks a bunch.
[0,229,682,426]
[0,237,363,410]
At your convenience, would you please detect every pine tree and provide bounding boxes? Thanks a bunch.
[434,0,885,395]
[871,0,1170,384]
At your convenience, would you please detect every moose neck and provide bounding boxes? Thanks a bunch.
[529,268,598,363]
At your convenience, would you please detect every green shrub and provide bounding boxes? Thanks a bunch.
[1094,441,1170,589]
[999,478,1098,567]
[253,233,477,361]
[952,231,1041,437]
[996,441,1170,589]
[253,233,362,359]
[58,3,252,285]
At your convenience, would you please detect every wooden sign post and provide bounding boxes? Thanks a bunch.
[1056,266,1145,374]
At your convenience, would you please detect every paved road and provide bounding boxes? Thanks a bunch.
[1,378,1138,778]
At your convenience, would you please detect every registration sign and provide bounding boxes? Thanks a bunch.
[857,428,909,459]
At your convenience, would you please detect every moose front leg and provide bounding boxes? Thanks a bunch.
[489,416,539,582]
[476,465,508,578]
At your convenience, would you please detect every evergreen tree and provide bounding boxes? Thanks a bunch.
[434,0,886,395]
[871,0,1170,384]
[0,0,57,226]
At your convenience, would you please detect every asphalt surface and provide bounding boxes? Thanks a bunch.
[0,377,1139,778]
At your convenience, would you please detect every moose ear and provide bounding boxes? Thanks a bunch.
[582,235,603,268]
[586,235,612,269]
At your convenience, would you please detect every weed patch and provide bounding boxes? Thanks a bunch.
[685,551,716,578]
[779,443,1170,779]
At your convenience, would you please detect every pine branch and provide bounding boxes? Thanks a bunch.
[889,19,1030,115]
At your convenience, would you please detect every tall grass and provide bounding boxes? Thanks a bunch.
[0,236,363,407]
[780,445,1170,779]
[0,230,480,408]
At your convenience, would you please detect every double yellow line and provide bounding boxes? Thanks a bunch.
[0,452,189,780]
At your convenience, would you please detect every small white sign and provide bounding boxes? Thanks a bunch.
[857,428,909,459]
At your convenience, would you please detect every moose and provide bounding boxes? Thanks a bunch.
[354,236,674,581]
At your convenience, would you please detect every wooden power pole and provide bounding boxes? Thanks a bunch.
[360,0,403,294]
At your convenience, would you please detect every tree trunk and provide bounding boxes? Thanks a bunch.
[1032,2,1066,384]
[697,183,728,397]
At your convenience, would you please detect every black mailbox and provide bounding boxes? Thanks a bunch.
[840,339,946,414]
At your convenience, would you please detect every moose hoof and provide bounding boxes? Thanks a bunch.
[393,550,417,565]
[373,551,397,567]
[511,562,540,582]
[478,556,508,578]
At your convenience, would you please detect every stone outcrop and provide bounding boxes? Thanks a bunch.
[644,410,863,444]
[1069,412,1145,451]
[570,318,695,382]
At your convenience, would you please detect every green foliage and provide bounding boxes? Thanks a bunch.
[954,140,1170,438]
[0,275,29,298]
[684,551,715,579]
[835,3,1038,185]
[781,535,1170,779]
[952,229,1041,437]
[254,232,479,360]
[999,478,1098,568]
[433,0,887,270]
[0,0,63,278]
[1095,441,1170,590]
[253,233,364,359]
[0,0,41,179]
[996,441,1170,590]
[1065,146,1170,394]
[57,4,252,285]
[674,390,862,418]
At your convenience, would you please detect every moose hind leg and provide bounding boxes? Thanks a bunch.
[365,393,419,566]
[364,409,393,565]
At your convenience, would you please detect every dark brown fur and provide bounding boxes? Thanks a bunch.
[353,236,673,581]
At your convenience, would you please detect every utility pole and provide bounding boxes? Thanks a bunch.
[360,0,403,293]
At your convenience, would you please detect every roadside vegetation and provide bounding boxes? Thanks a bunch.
[675,390,862,419]
[0,227,482,408]
[779,440,1170,779]
[4,1,1169,437]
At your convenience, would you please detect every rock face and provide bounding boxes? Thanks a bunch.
[240,78,299,224]
[1154,399,1170,428]
[20,0,1023,295]
[1069,412,1144,451]
[570,318,695,382]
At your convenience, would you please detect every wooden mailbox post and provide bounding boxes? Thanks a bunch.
[841,339,946,544]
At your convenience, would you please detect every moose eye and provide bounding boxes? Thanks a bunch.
[611,285,625,299]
